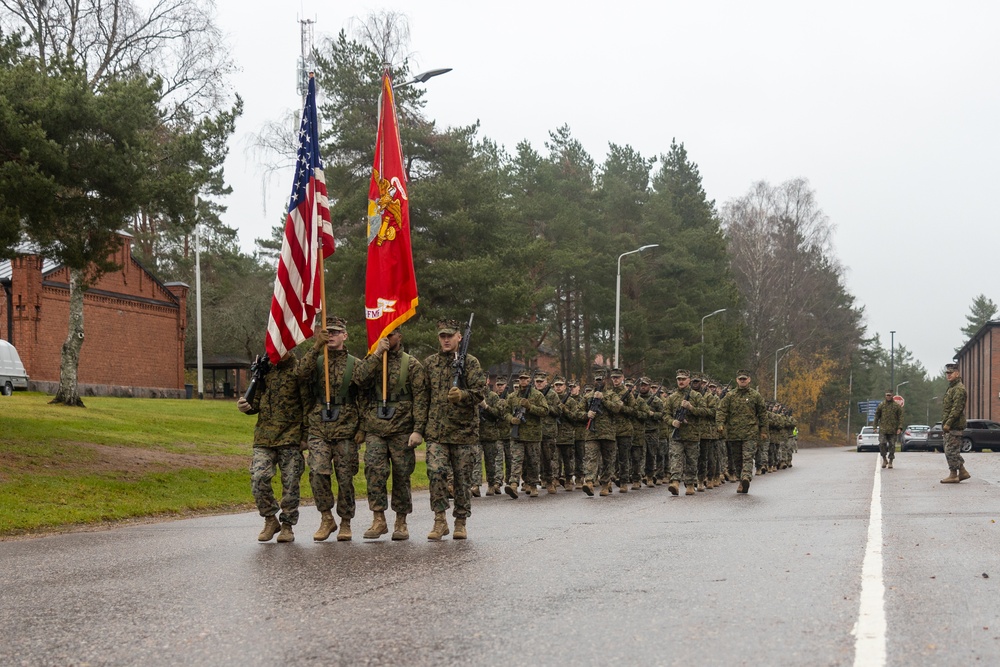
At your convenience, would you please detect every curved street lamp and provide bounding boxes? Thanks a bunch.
[614,244,659,369]
[895,380,909,396]
[395,68,453,89]
[701,309,727,373]
[774,344,794,401]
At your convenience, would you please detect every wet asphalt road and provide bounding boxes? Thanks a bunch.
[1,447,999,667]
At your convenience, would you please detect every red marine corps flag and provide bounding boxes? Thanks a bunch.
[365,71,418,353]
[265,74,335,363]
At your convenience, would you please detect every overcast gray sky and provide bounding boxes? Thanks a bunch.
[215,0,999,373]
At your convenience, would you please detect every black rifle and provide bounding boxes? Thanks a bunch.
[510,383,530,439]
[451,313,475,388]
[585,378,605,432]
[671,387,693,440]
[243,354,271,404]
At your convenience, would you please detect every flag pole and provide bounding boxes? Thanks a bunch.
[310,72,333,421]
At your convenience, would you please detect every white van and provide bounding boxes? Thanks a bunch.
[0,339,29,395]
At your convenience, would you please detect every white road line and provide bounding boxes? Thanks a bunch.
[852,455,887,667]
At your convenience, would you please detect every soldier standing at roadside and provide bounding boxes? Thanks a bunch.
[238,352,308,543]
[874,391,903,470]
[716,369,768,494]
[423,318,487,540]
[296,316,363,542]
[940,363,971,484]
[355,328,428,541]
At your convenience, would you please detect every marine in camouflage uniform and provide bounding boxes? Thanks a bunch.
[238,352,308,543]
[606,368,636,493]
[707,380,728,486]
[583,369,622,496]
[664,369,710,495]
[716,369,768,494]
[566,381,589,489]
[296,316,363,542]
[626,378,651,489]
[552,376,579,490]
[873,391,903,468]
[505,370,549,499]
[940,363,971,484]
[477,376,510,495]
[355,328,429,541]
[423,318,487,540]
[637,378,665,486]
[656,384,674,483]
[691,375,717,491]
[536,370,562,493]
[780,408,797,468]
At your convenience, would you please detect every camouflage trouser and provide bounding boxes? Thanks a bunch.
[250,445,304,525]
[754,440,768,470]
[705,438,719,480]
[557,444,575,482]
[616,437,632,486]
[307,435,359,519]
[509,440,541,490]
[629,440,644,484]
[479,439,505,487]
[644,431,658,479]
[717,440,728,475]
[698,439,712,482]
[728,439,757,482]
[540,437,558,485]
[943,431,965,471]
[769,441,780,467]
[658,436,670,480]
[427,441,477,519]
[503,440,512,484]
[778,438,792,466]
[879,433,896,461]
[584,438,617,485]
[669,439,699,485]
[364,433,415,515]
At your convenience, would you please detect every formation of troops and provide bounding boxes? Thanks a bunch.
[237,317,799,543]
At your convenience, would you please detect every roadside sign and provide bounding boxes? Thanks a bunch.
[893,395,905,407]
[858,399,879,423]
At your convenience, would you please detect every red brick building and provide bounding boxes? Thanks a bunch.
[0,232,188,397]
[954,320,1000,421]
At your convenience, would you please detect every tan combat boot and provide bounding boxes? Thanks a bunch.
[685,483,695,496]
[427,511,450,541]
[940,470,960,484]
[959,465,971,481]
[276,522,294,543]
[697,481,706,492]
[336,518,352,541]
[600,483,611,497]
[581,482,595,497]
[471,485,481,498]
[504,484,519,499]
[881,456,887,469]
[258,515,280,542]
[668,480,679,496]
[391,514,409,541]
[363,511,388,539]
[453,518,467,540]
[313,510,336,541]
[547,481,557,494]
[528,486,539,497]
[887,460,894,469]
[632,481,641,490]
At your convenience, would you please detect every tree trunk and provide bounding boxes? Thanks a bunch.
[51,268,86,407]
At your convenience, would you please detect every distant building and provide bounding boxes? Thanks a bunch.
[0,232,188,397]
[954,320,1000,421]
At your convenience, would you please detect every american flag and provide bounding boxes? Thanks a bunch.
[265,75,335,364]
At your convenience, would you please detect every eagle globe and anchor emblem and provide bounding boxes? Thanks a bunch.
[367,168,407,247]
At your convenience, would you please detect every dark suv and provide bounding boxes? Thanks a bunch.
[925,419,1000,452]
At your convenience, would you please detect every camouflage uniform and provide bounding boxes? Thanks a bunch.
[606,371,636,490]
[627,380,650,487]
[478,383,510,492]
[657,388,675,482]
[663,375,710,488]
[537,372,562,491]
[566,384,589,486]
[874,396,903,463]
[423,342,487,519]
[552,378,578,488]
[637,381,665,485]
[941,370,968,473]
[245,355,307,527]
[506,375,549,496]
[583,374,622,490]
[356,345,428,516]
[694,378,717,488]
[716,374,768,488]
[297,342,362,522]
[780,411,797,467]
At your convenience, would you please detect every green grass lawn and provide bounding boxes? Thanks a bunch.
[0,393,429,536]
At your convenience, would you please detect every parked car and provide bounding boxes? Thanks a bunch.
[925,422,944,451]
[0,339,29,395]
[900,424,930,452]
[856,426,880,452]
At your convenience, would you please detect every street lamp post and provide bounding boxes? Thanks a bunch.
[194,195,203,400]
[774,344,794,401]
[614,244,659,369]
[927,395,939,423]
[890,330,896,393]
[895,380,909,396]
[701,309,727,374]
[395,68,453,89]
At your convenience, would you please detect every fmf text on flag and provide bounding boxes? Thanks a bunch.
[265,75,334,363]
[365,72,418,352]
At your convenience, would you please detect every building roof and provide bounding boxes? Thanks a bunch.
[956,320,1000,360]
